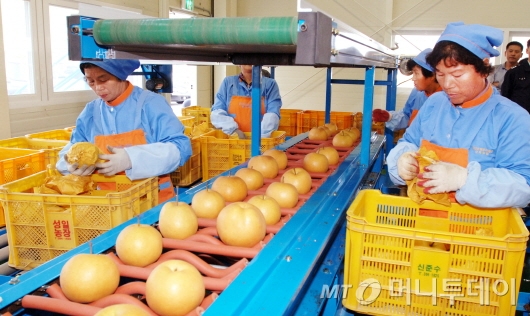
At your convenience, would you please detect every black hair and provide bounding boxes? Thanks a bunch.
[426,41,492,77]
[261,69,271,78]
[80,63,96,73]
[406,58,435,78]
[527,39,530,48]
[506,41,523,51]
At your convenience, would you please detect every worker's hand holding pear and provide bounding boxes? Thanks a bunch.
[96,146,132,176]
[65,142,100,176]
[418,162,468,194]
[397,152,419,181]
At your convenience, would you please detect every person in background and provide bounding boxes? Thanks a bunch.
[518,40,529,65]
[261,68,271,78]
[387,22,530,208]
[488,41,523,91]
[211,65,282,138]
[56,59,192,180]
[372,48,441,131]
[501,39,530,113]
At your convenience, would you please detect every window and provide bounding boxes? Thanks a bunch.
[0,0,95,109]
[392,32,441,88]
[169,9,197,115]
[1,0,35,95]
[49,5,89,92]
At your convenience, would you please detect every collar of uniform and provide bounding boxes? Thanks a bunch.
[460,84,492,108]
[107,82,133,106]
[239,73,252,88]
[425,85,443,97]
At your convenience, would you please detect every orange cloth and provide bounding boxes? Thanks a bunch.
[227,95,265,132]
[420,139,468,168]
[95,129,147,154]
[94,129,174,203]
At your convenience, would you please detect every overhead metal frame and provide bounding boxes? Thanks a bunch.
[67,12,398,68]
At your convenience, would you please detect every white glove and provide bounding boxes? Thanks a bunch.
[397,152,419,181]
[96,146,132,176]
[418,162,468,194]
[66,161,96,176]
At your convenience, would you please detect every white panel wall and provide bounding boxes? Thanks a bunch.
[0,2,10,139]
[393,0,529,29]
[275,66,389,113]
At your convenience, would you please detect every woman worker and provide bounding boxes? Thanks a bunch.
[56,59,192,181]
[210,65,282,138]
[387,22,530,208]
[372,48,442,131]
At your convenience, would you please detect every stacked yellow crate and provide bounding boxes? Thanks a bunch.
[181,106,212,126]
[0,148,47,227]
[199,130,286,180]
[343,190,528,316]
[1,172,158,270]
[170,125,213,187]
[296,110,354,134]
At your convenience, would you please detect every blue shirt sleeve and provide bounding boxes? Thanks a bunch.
[386,88,417,131]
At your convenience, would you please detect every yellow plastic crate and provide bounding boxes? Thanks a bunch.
[1,171,158,270]
[0,136,68,166]
[169,126,206,187]
[181,106,211,125]
[26,129,72,141]
[200,130,286,180]
[177,116,195,128]
[343,190,528,316]
[279,109,302,136]
[0,148,47,227]
[296,110,354,134]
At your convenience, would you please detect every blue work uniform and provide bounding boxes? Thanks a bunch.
[387,86,530,208]
[386,88,428,131]
[57,85,192,180]
[211,74,282,138]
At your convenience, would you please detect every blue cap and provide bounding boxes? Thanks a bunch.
[80,59,140,80]
[437,22,503,59]
[413,48,433,72]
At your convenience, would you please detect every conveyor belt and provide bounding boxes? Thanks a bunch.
[0,134,385,315]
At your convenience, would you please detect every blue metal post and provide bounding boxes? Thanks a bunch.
[361,66,375,166]
[384,68,397,154]
[325,67,332,124]
[251,65,262,156]
[270,66,276,79]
